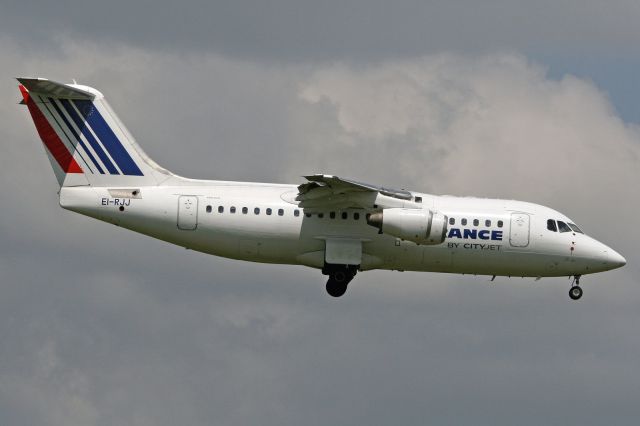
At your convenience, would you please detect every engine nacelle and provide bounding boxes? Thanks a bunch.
[367,208,448,245]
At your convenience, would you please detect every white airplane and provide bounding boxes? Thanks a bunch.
[17,78,626,300]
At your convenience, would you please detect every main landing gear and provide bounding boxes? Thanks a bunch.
[323,264,358,297]
[569,275,583,301]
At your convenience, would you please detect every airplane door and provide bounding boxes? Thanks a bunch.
[177,196,198,230]
[509,213,530,247]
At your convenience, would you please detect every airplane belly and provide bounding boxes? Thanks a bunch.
[446,248,571,277]
[365,238,452,272]
[369,237,573,277]
[422,245,453,271]
[190,231,306,265]
[449,244,508,274]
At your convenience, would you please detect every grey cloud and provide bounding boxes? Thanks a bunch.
[1,38,640,426]
[3,1,640,61]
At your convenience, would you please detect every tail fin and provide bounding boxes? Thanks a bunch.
[18,78,173,187]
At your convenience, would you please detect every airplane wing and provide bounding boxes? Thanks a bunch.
[296,174,413,211]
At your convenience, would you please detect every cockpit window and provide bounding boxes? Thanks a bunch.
[547,219,557,232]
[568,223,584,234]
[557,220,572,233]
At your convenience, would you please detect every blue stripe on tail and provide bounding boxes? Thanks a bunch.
[60,99,119,175]
[49,98,105,174]
[73,100,144,176]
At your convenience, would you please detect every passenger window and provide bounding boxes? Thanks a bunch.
[485,220,491,227]
[449,217,455,225]
[568,223,583,234]
[557,220,572,233]
[354,212,360,220]
[473,219,479,226]
[305,212,311,218]
[342,212,348,219]
[318,213,324,218]
[206,205,212,213]
[330,212,336,219]
[254,207,260,215]
[230,206,236,214]
[266,208,272,216]
[497,220,503,228]
[242,207,248,214]
[415,196,422,203]
[278,209,284,216]
[294,210,300,217]
[547,219,557,232]
[218,206,224,213]
[461,218,467,226]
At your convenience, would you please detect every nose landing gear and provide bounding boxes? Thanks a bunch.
[569,275,583,300]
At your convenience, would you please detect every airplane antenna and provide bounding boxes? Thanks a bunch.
[72,78,77,84]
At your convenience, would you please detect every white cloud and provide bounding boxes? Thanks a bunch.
[293,54,640,252]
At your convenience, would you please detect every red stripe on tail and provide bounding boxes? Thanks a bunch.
[19,85,83,174]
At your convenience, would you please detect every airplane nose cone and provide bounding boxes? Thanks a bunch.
[608,250,627,269]
[582,238,626,272]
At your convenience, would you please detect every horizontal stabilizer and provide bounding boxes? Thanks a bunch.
[16,77,95,100]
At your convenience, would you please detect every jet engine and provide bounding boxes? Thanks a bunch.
[367,208,448,245]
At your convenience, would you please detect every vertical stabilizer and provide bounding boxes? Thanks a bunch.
[18,78,175,187]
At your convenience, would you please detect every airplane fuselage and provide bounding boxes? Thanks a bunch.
[59,181,623,279]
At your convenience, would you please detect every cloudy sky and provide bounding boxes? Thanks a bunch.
[1,1,639,425]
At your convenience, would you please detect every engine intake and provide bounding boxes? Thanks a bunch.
[367,208,448,245]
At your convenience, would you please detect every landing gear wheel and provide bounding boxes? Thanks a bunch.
[569,286,583,300]
[323,264,358,297]
[332,270,348,283]
[326,278,348,298]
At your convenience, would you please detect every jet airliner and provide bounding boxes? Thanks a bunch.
[16,78,626,299]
